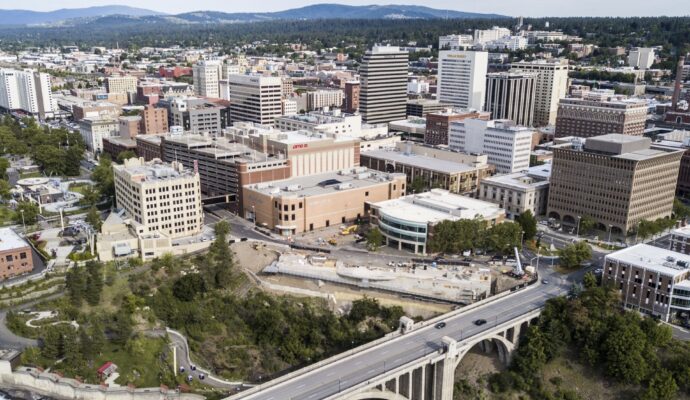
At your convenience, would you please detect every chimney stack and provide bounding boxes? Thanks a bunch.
[672,55,686,111]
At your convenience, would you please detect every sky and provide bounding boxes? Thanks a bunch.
[3,0,690,17]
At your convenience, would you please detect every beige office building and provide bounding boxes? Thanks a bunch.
[105,75,138,94]
[479,164,551,220]
[243,168,406,236]
[510,59,569,127]
[555,97,647,138]
[113,158,203,239]
[547,134,683,234]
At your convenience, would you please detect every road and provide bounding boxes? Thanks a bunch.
[0,292,65,349]
[236,266,572,400]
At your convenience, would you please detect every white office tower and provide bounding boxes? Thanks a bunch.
[228,75,283,125]
[485,72,538,127]
[439,34,473,50]
[628,47,656,69]
[438,50,488,111]
[0,69,54,119]
[192,60,222,98]
[359,46,409,124]
[510,59,569,127]
[473,27,511,45]
[449,119,533,173]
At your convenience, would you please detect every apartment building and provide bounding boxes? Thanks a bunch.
[140,105,168,134]
[510,59,569,127]
[360,46,409,124]
[105,75,138,94]
[113,157,203,239]
[449,119,533,174]
[439,34,473,50]
[0,68,54,119]
[306,89,344,111]
[555,97,647,138]
[118,116,141,139]
[344,81,360,113]
[547,134,683,234]
[485,72,538,127]
[228,75,283,125]
[0,228,35,280]
[473,27,511,45]
[603,244,690,322]
[437,51,488,111]
[243,168,407,236]
[628,47,656,69]
[478,164,551,219]
[425,110,490,146]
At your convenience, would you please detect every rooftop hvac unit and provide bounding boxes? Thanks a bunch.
[356,173,371,180]
[336,183,353,190]
[284,184,303,192]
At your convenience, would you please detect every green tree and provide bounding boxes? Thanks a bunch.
[92,155,115,199]
[79,185,100,207]
[173,274,207,302]
[86,206,102,231]
[673,199,690,221]
[13,201,39,225]
[66,265,86,306]
[485,222,522,254]
[409,176,426,194]
[558,241,592,269]
[603,314,649,383]
[366,227,384,251]
[116,150,137,164]
[516,210,537,241]
[0,179,11,200]
[578,215,597,235]
[206,221,235,289]
[0,157,9,179]
[111,309,133,345]
[583,271,597,289]
[640,369,678,400]
[85,261,103,306]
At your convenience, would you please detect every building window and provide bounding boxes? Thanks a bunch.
[19,253,26,259]
[299,202,303,209]
[291,204,295,211]
[5,255,12,262]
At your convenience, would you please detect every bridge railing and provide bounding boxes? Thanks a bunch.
[226,270,541,399]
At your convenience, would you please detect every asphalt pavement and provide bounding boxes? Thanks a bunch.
[235,265,571,400]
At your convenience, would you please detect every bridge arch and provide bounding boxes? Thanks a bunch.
[454,334,515,369]
[347,390,409,400]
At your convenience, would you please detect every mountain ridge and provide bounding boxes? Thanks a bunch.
[0,3,507,26]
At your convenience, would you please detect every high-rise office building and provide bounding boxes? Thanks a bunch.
[547,134,683,234]
[105,75,138,94]
[555,96,647,138]
[227,75,282,125]
[0,68,54,119]
[306,89,344,111]
[344,81,360,113]
[510,59,569,127]
[192,60,222,99]
[485,72,538,127]
[359,46,408,124]
[437,51,488,111]
[449,119,533,174]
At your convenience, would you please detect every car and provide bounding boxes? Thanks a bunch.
[594,268,603,275]
[474,319,487,326]
[542,279,549,284]
[435,322,446,329]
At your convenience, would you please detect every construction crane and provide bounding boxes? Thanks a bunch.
[513,246,524,276]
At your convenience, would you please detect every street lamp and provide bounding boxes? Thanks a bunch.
[607,224,613,244]
[20,209,25,233]
[575,216,582,239]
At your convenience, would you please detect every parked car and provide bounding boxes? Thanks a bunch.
[435,322,447,329]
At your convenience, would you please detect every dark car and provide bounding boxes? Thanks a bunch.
[435,322,446,329]
[474,319,487,326]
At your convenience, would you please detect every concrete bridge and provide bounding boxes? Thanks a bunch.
[227,268,568,400]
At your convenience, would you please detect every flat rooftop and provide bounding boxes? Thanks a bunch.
[606,244,690,277]
[163,134,276,163]
[116,158,195,182]
[362,149,479,174]
[0,228,29,252]
[372,189,504,224]
[245,168,404,198]
[482,164,551,190]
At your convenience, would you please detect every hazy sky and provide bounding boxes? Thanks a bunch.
[5,0,690,17]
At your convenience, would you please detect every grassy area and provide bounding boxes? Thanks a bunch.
[68,182,93,195]
[19,171,43,179]
[0,205,15,226]
[99,337,172,387]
